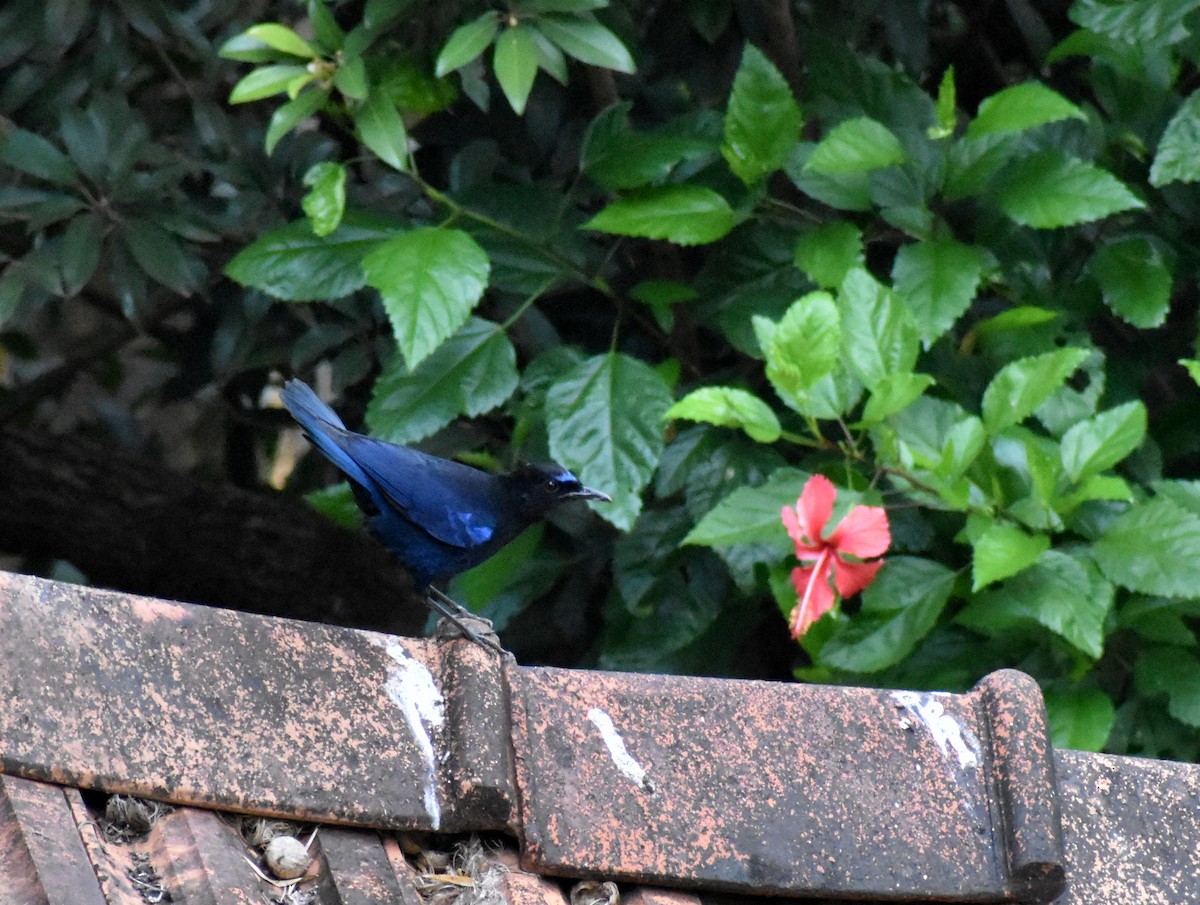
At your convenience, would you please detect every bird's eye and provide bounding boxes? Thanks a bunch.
[544,478,559,490]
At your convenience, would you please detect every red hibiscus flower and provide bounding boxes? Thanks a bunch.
[781,474,891,639]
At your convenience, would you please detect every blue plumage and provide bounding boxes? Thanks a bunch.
[281,379,609,589]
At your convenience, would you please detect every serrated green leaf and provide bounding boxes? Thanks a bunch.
[958,550,1111,658]
[355,86,408,170]
[966,82,1084,138]
[0,129,77,186]
[363,227,490,370]
[1088,236,1172,328]
[535,15,634,73]
[757,291,841,402]
[583,185,734,245]
[972,522,1050,590]
[436,12,499,76]
[1151,89,1200,187]
[1044,687,1114,751]
[366,318,518,444]
[1136,646,1200,728]
[229,64,310,103]
[1061,401,1146,483]
[892,238,988,345]
[793,221,862,289]
[264,87,327,154]
[546,352,673,530]
[301,161,347,237]
[996,151,1143,228]
[245,23,317,58]
[1071,0,1200,45]
[981,347,1089,432]
[936,415,987,479]
[819,557,955,673]
[1095,497,1200,598]
[59,212,103,295]
[494,24,539,114]
[804,117,905,174]
[944,132,1019,199]
[120,218,197,295]
[581,104,717,190]
[664,386,781,443]
[860,372,934,423]
[839,267,918,389]
[225,212,399,301]
[721,43,802,185]
[683,466,808,548]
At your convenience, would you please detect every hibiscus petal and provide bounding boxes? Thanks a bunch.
[788,552,837,638]
[832,557,885,598]
[828,504,891,558]
[796,474,836,543]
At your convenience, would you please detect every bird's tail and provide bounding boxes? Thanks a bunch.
[280,379,369,487]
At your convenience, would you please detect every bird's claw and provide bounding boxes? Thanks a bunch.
[425,586,504,654]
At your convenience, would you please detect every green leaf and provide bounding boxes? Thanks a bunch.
[757,291,841,400]
[264,87,327,155]
[333,55,369,100]
[1183,358,1200,388]
[534,15,635,73]
[819,558,955,673]
[309,0,346,50]
[1094,497,1200,598]
[1136,647,1200,728]
[995,151,1144,228]
[0,129,77,186]
[218,33,281,62]
[1061,401,1147,483]
[301,161,347,237]
[721,43,802,185]
[891,238,988,345]
[436,12,499,76]
[966,82,1084,138]
[366,318,518,444]
[225,212,399,301]
[546,352,673,530]
[928,67,956,139]
[664,386,781,443]
[363,227,490,370]
[1087,236,1173,328]
[529,26,569,83]
[958,550,1112,658]
[838,267,918,389]
[583,185,735,245]
[1071,0,1200,45]
[581,104,717,190]
[245,23,317,58]
[1044,687,1114,751]
[494,24,540,114]
[355,86,409,170]
[944,133,1019,200]
[793,221,863,289]
[683,466,808,549]
[861,372,934,423]
[1151,89,1200,187]
[120,218,197,295]
[981,347,1090,432]
[229,64,311,103]
[58,212,103,295]
[304,482,360,531]
[971,522,1050,590]
[804,117,906,174]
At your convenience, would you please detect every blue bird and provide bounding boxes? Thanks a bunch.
[280,379,610,650]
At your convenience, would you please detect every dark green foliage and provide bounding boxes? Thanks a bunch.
[8,0,1200,761]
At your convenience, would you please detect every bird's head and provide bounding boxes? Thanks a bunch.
[508,463,611,516]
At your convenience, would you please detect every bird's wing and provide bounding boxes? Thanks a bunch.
[342,435,500,550]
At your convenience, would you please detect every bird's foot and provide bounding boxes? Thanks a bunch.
[425,586,503,654]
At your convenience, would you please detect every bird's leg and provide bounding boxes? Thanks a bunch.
[424,586,503,654]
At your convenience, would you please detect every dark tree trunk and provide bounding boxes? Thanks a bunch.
[0,425,428,638]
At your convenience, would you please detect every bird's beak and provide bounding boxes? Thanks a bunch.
[566,486,612,503]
